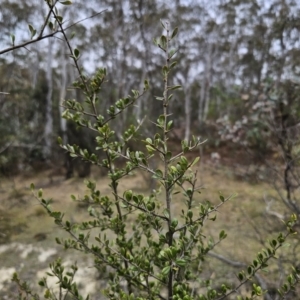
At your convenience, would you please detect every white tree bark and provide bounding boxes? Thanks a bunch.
[30,47,40,89]
[134,63,147,123]
[198,42,213,123]
[43,37,53,159]
[184,87,191,141]
[58,46,68,145]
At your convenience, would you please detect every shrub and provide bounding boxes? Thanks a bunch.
[13,23,299,300]
[4,3,300,300]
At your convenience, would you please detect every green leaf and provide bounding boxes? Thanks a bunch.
[10,33,15,45]
[176,259,187,267]
[155,96,164,101]
[180,155,188,165]
[219,230,227,240]
[28,24,36,39]
[146,145,155,153]
[44,289,51,298]
[191,156,200,167]
[157,115,165,126]
[168,94,173,101]
[28,24,34,33]
[247,266,253,275]
[219,192,225,202]
[60,0,72,4]
[124,190,133,201]
[168,85,181,91]
[163,209,170,219]
[167,120,173,130]
[171,218,178,228]
[146,202,155,211]
[38,280,45,286]
[145,138,152,144]
[270,239,277,248]
[169,61,177,69]
[48,21,54,31]
[165,151,172,160]
[56,16,63,23]
[162,65,169,76]
[238,272,244,281]
[144,79,149,90]
[73,48,80,59]
[169,49,177,58]
[253,259,258,267]
[160,35,167,48]
[187,210,193,219]
[171,27,178,39]
[161,266,170,275]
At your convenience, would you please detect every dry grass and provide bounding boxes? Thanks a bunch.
[0,159,298,297]
[0,160,292,248]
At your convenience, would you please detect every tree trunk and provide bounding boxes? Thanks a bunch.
[184,87,191,141]
[59,46,68,145]
[199,42,213,123]
[134,64,147,123]
[43,37,53,160]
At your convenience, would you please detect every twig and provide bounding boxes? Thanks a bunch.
[209,251,273,300]
[64,10,108,31]
[0,5,106,57]
[208,251,245,268]
[0,31,61,55]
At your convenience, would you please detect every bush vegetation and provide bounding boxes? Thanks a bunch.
[1,1,300,300]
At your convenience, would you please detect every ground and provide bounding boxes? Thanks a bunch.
[0,152,298,299]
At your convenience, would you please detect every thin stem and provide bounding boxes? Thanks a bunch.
[106,152,133,294]
[0,1,104,56]
[0,31,61,55]
[116,193,168,221]
[216,231,292,300]
[38,0,59,38]
[161,21,174,300]
[46,4,90,95]
[64,10,108,31]
[174,196,232,233]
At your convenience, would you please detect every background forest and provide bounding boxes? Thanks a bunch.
[1,0,300,300]
[1,0,300,175]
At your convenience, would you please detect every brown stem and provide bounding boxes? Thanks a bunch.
[106,150,133,294]
[161,21,174,300]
